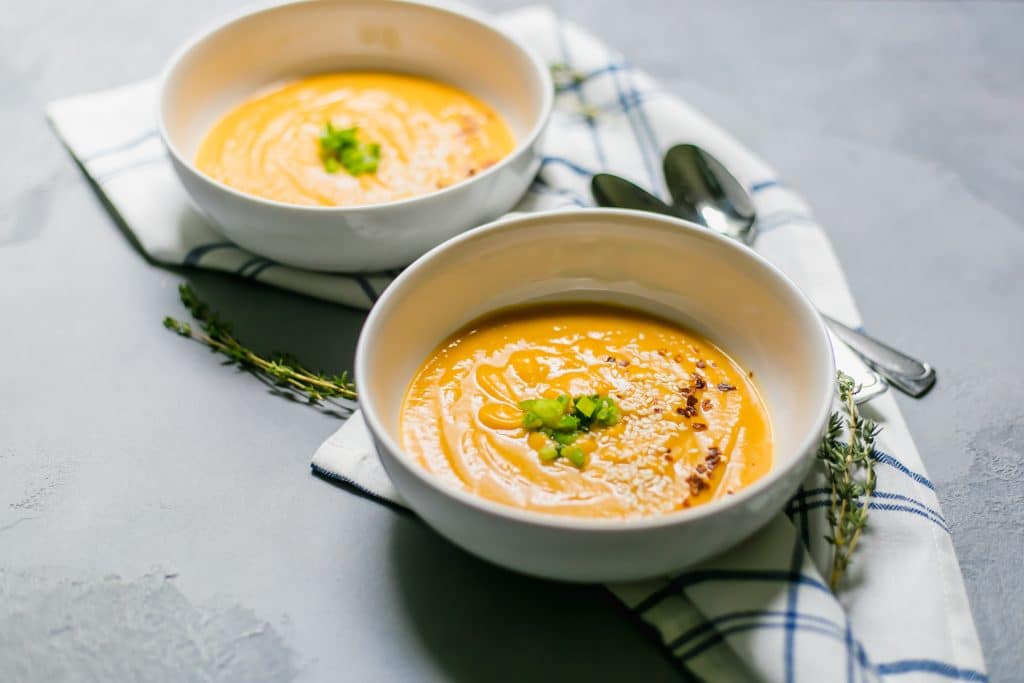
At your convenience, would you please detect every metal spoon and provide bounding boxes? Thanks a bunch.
[591,152,936,398]
[663,143,757,244]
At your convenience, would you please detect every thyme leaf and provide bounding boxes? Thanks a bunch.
[163,284,357,405]
[817,371,880,591]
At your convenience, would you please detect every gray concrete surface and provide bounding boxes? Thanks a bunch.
[2,0,1021,680]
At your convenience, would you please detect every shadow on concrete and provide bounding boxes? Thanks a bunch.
[385,515,684,683]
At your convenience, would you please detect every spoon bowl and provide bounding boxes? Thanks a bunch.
[663,144,757,244]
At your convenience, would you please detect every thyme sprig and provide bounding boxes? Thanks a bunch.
[550,62,586,91]
[163,284,357,404]
[817,371,880,591]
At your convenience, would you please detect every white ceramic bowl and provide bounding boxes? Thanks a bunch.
[159,0,552,272]
[356,209,835,582]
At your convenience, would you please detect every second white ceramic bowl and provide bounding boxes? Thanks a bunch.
[159,0,552,272]
[356,209,835,582]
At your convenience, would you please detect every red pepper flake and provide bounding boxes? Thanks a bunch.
[693,374,706,389]
[678,386,692,396]
[717,383,736,392]
[605,356,616,363]
[692,422,708,432]
[653,407,662,414]
[686,474,708,495]
[708,446,721,457]
[696,360,706,369]
[664,454,674,462]
[701,399,713,411]
[686,394,699,408]
[675,407,687,416]
[696,464,706,474]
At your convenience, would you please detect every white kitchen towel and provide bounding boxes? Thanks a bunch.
[49,5,985,681]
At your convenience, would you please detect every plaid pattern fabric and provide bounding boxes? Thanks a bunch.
[49,4,985,681]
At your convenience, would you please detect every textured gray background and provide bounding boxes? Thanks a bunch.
[2,0,1021,680]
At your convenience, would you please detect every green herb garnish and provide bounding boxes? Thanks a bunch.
[318,122,381,176]
[818,371,880,592]
[550,62,586,91]
[163,284,357,405]
[520,394,621,468]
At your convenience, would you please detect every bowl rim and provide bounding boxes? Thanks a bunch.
[355,208,836,532]
[156,0,554,213]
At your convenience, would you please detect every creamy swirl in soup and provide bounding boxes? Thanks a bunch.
[401,305,773,519]
[196,72,515,207]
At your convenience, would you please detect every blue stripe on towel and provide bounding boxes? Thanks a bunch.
[797,483,812,548]
[622,62,664,190]
[872,450,935,490]
[540,155,596,178]
[877,659,988,681]
[667,609,844,652]
[845,619,855,683]
[679,622,849,666]
[784,511,805,683]
[633,569,833,615]
[354,275,378,304]
[553,62,627,94]
[529,179,588,206]
[606,54,659,191]
[667,608,877,675]
[795,487,946,525]
[750,179,782,194]
[574,89,658,121]
[791,499,949,534]
[866,490,945,524]
[555,18,608,168]
[756,210,817,234]
[183,241,236,266]
[235,256,267,277]
[246,259,277,279]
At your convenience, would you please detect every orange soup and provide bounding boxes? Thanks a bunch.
[400,305,773,519]
[195,72,515,207]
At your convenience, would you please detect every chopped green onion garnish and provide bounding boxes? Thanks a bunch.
[553,414,580,432]
[538,443,560,462]
[520,393,620,469]
[562,445,586,468]
[319,122,381,176]
[519,397,568,427]
[575,395,597,418]
[522,410,543,431]
[551,431,579,446]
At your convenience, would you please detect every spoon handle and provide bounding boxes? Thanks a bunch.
[821,315,936,397]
